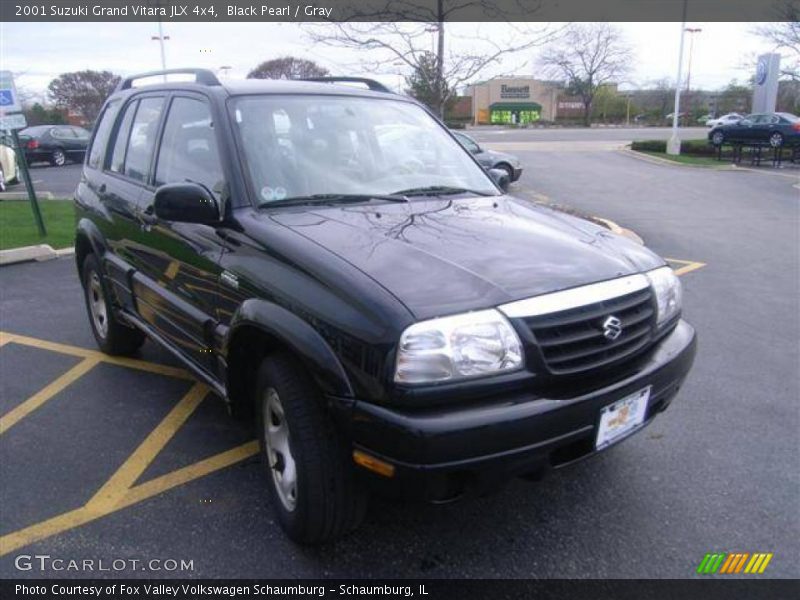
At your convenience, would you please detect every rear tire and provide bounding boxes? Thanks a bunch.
[50,148,66,167]
[81,254,145,355]
[497,163,515,180]
[255,353,367,544]
[769,132,784,148]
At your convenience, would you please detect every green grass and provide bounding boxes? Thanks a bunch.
[637,150,728,167]
[0,199,74,250]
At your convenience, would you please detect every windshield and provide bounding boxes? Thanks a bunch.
[231,95,498,205]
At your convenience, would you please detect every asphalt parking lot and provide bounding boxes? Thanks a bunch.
[2,163,82,199]
[1,131,798,579]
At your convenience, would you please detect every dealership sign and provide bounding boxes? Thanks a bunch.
[500,84,530,99]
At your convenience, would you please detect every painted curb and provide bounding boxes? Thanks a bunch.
[0,244,73,266]
[618,147,738,170]
[0,191,55,200]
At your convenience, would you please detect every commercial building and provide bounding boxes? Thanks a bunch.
[465,78,562,124]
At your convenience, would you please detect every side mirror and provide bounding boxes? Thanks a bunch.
[488,168,510,192]
[154,182,220,224]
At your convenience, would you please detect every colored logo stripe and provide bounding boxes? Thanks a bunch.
[697,552,773,574]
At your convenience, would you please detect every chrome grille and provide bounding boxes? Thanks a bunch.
[500,275,657,376]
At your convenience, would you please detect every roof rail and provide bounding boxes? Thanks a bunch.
[301,77,393,94]
[116,68,221,92]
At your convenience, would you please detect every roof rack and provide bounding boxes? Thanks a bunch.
[116,68,221,92]
[301,77,393,94]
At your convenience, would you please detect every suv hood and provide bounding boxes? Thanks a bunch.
[269,196,663,319]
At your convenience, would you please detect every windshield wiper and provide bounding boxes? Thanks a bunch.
[390,185,494,198]
[258,193,408,209]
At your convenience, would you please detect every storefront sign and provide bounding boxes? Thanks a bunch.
[500,85,530,99]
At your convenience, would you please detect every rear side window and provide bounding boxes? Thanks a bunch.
[109,100,139,174]
[51,127,76,140]
[155,97,224,194]
[87,99,120,169]
[123,97,165,183]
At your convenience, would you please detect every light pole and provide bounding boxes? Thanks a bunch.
[684,28,702,92]
[149,1,170,80]
[667,0,688,156]
[218,66,232,79]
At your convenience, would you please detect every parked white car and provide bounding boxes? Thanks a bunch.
[706,113,743,128]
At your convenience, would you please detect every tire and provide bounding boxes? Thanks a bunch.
[711,131,725,146]
[0,165,5,193]
[81,254,146,355]
[256,353,367,544]
[50,148,66,167]
[497,163,515,180]
[769,132,784,148]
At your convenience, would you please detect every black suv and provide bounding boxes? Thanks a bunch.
[75,69,696,544]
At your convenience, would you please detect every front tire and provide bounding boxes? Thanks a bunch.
[711,130,725,146]
[256,353,367,544]
[82,254,145,355]
[50,148,66,167]
[497,163,515,181]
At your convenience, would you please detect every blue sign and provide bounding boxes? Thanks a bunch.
[0,89,15,106]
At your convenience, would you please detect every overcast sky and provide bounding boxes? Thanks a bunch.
[1,21,783,101]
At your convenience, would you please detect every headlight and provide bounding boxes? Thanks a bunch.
[646,266,682,326]
[394,309,524,385]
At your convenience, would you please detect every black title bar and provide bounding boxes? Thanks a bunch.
[1,0,792,22]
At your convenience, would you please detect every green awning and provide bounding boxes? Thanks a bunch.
[489,102,542,111]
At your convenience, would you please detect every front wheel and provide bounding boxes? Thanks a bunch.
[711,131,725,146]
[256,353,367,544]
[82,254,145,355]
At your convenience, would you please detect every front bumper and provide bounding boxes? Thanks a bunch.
[344,320,696,501]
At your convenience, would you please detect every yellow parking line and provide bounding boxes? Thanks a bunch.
[122,441,259,506]
[0,358,101,435]
[87,382,208,512]
[666,258,707,276]
[0,331,193,380]
[0,441,258,557]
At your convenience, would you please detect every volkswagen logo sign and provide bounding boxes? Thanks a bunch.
[756,58,768,85]
[602,315,623,341]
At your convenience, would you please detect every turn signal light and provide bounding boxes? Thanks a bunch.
[352,450,395,478]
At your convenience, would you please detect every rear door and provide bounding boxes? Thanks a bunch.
[133,93,228,374]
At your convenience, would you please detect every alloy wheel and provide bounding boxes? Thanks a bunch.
[263,387,297,511]
[87,271,109,339]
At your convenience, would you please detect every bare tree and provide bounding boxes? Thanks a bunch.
[754,2,800,80]
[306,2,559,117]
[247,56,330,80]
[48,70,120,123]
[538,24,632,126]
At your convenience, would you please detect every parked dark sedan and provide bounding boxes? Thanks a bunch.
[708,112,800,148]
[19,125,91,166]
[452,131,523,181]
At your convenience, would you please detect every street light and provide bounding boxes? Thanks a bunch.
[149,1,170,80]
[218,66,232,79]
[684,28,702,92]
[667,0,689,156]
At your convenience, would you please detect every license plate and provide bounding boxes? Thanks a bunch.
[595,386,651,450]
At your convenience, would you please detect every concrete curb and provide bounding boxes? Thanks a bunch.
[618,147,739,170]
[0,244,74,266]
[593,217,645,246]
[0,191,55,200]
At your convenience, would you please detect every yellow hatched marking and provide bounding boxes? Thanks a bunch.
[666,258,707,276]
[0,441,257,557]
[86,382,208,512]
[0,358,100,435]
[0,332,192,380]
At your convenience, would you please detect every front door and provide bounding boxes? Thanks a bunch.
[134,93,228,375]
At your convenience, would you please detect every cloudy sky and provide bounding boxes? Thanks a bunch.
[1,21,782,101]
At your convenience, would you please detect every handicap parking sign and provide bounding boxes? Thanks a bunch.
[0,89,15,106]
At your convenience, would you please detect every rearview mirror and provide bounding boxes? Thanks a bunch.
[154,182,220,224]
[488,168,510,192]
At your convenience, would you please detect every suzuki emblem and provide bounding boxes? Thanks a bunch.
[602,315,623,341]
